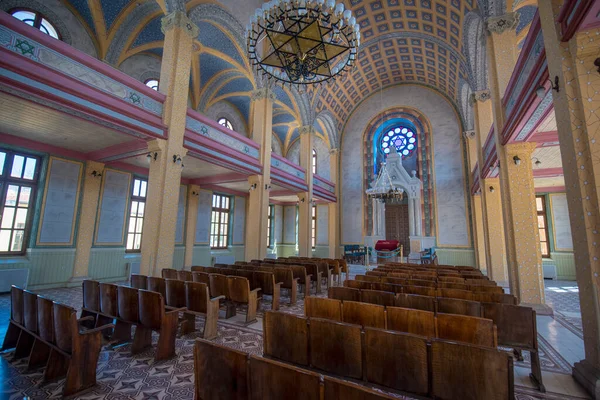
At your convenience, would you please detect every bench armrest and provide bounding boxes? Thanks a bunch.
[211,295,226,301]
[251,288,262,294]
[276,281,284,286]
[80,323,115,335]
[165,307,187,315]
[77,316,95,324]
[306,274,312,280]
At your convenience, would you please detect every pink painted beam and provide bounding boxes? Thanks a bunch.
[201,184,249,197]
[533,167,563,178]
[106,161,150,177]
[186,109,259,151]
[87,139,148,162]
[530,130,559,144]
[535,186,566,193]
[190,172,248,185]
[557,0,596,41]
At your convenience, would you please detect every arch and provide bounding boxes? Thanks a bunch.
[463,11,488,91]
[314,110,339,150]
[118,53,162,84]
[459,78,475,131]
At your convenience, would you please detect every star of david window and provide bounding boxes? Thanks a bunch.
[380,126,417,157]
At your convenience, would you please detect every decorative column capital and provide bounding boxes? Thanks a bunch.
[486,12,520,35]
[250,87,277,101]
[299,125,316,136]
[85,160,105,173]
[471,89,491,104]
[329,148,340,155]
[463,130,476,140]
[505,141,537,157]
[161,11,199,38]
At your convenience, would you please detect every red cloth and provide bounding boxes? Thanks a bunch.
[375,240,399,251]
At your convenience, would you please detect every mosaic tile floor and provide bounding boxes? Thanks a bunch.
[0,270,591,399]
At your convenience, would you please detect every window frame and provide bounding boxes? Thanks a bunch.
[210,193,231,250]
[311,205,317,249]
[218,118,234,131]
[267,204,274,248]
[535,195,551,258]
[9,8,61,40]
[144,78,159,91]
[0,149,41,256]
[125,177,148,253]
[312,148,317,175]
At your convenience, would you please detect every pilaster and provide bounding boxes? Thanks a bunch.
[464,131,486,272]
[472,194,487,274]
[297,125,314,257]
[184,185,200,267]
[539,1,600,394]
[244,86,275,261]
[328,148,340,259]
[481,178,508,285]
[140,12,197,276]
[71,161,105,282]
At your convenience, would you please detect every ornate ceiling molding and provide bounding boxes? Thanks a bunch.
[486,12,520,35]
[161,11,199,38]
[470,89,491,104]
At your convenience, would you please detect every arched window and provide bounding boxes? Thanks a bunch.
[218,118,233,130]
[10,9,59,39]
[380,126,417,157]
[144,79,159,91]
[312,149,317,175]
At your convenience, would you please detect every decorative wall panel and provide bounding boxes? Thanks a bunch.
[233,196,246,245]
[175,185,187,244]
[195,190,212,244]
[550,193,573,251]
[95,169,131,245]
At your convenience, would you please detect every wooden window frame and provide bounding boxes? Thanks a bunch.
[536,195,551,258]
[126,178,147,253]
[312,148,317,175]
[312,205,317,249]
[211,194,231,250]
[144,78,159,91]
[0,149,40,256]
[267,204,274,248]
[9,8,61,40]
[218,118,234,131]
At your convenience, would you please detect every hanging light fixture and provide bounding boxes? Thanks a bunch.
[246,0,360,88]
[366,160,404,203]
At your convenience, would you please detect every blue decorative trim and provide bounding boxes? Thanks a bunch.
[184,140,261,174]
[271,157,306,180]
[186,116,259,159]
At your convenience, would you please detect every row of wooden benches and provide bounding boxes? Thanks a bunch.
[254,256,349,282]
[263,310,514,399]
[382,261,480,271]
[306,296,498,347]
[356,274,503,292]
[1,286,113,397]
[327,286,544,392]
[344,279,517,304]
[194,338,402,400]
[373,266,489,279]
[367,269,497,284]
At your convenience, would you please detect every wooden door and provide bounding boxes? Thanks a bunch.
[385,204,410,253]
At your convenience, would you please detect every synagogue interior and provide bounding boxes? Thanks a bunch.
[0,0,599,399]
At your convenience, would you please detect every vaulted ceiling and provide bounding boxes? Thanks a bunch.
[53,0,537,152]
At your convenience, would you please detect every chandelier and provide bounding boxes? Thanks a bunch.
[246,0,361,87]
[366,162,404,202]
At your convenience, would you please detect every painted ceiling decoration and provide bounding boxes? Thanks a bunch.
[52,0,543,154]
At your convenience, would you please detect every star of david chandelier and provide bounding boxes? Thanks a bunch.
[246,0,361,87]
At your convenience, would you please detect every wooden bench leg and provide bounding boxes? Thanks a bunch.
[246,296,258,324]
[180,313,196,336]
[27,339,50,370]
[13,330,35,360]
[224,301,237,319]
[63,331,103,397]
[529,350,546,392]
[290,285,297,305]
[155,313,178,361]
[0,322,21,351]
[131,326,153,355]
[271,285,281,311]
[303,282,310,298]
[43,348,69,383]
[203,303,220,340]
[315,273,322,295]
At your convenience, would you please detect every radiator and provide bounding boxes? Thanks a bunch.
[543,264,557,280]
[212,255,235,266]
[0,269,29,293]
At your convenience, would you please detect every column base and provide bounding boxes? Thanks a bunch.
[520,302,554,316]
[66,275,90,288]
[573,360,600,399]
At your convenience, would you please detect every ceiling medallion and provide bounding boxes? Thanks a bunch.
[246,0,361,88]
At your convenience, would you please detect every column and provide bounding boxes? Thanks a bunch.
[70,161,105,284]
[297,125,314,257]
[328,148,340,258]
[501,143,545,305]
[140,12,198,276]
[244,87,275,261]
[481,178,508,285]
[464,130,487,271]
[184,184,200,268]
[472,194,487,273]
[539,1,600,394]
[485,13,521,292]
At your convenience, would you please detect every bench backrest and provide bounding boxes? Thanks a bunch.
[147,276,166,298]
[210,274,229,298]
[53,302,76,353]
[177,270,193,282]
[386,306,436,337]
[364,327,429,395]
[305,297,342,321]
[194,338,249,400]
[395,293,436,312]
[252,271,275,295]
[309,317,363,379]
[37,296,54,343]
[264,311,309,366]
[99,283,118,317]
[10,286,24,324]
[430,340,513,400]
[403,286,436,297]
[165,279,186,308]
[437,288,473,301]
[249,355,322,400]
[328,286,361,302]
[344,280,371,290]
[82,280,100,311]
[192,271,211,288]
[118,285,140,323]
[360,289,396,307]
[341,300,386,329]
[437,297,482,317]
[138,290,165,330]
[356,275,380,283]
[130,274,147,290]
[324,376,398,399]
[227,276,252,303]
[482,303,535,349]
[23,290,38,333]
[161,268,178,279]
[185,281,210,314]
[435,313,497,348]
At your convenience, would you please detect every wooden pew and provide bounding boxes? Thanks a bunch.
[274,267,298,304]
[364,327,429,395]
[192,271,211,289]
[290,265,312,297]
[359,289,395,307]
[165,279,195,335]
[130,274,148,289]
[250,354,322,400]
[194,338,249,400]
[435,313,497,348]
[227,276,262,323]
[309,317,363,379]
[395,293,436,313]
[305,297,342,321]
[162,268,178,279]
[323,376,399,400]
[253,270,282,311]
[436,297,482,317]
[1,286,24,351]
[264,311,309,366]
[185,281,222,339]
[403,286,436,297]
[30,296,53,369]
[482,302,544,391]
[177,270,193,282]
[356,275,380,283]
[430,340,514,400]
[147,276,167,298]
[437,288,473,301]
[344,280,372,290]
[386,306,436,337]
[328,286,361,302]
[99,283,128,342]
